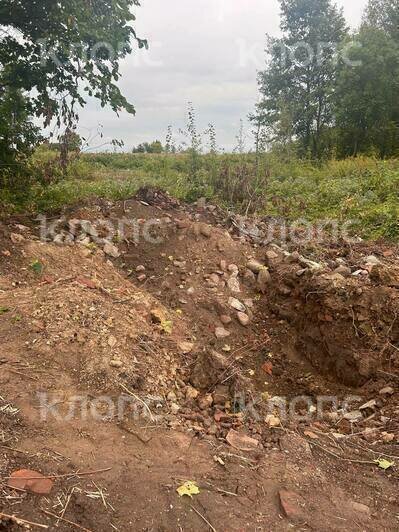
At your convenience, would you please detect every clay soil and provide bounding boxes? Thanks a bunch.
[0,190,398,531]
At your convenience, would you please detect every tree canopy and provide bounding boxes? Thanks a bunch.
[0,0,146,166]
[253,0,399,159]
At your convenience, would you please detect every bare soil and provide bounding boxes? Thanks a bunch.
[0,190,398,531]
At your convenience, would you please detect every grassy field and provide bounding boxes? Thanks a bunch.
[1,149,398,240]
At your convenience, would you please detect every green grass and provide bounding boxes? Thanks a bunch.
[1,148,398,240]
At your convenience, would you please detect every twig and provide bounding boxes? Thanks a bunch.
[190,505,217,532]
[377,370,399,380]
[8,369,38,380]
[41,509,93,532]
[0,512,48,529]
[120,384,155,422]
[58,487,75,525]
[0,445,28,454]
[309,441,375,465]
[204,482,237,497]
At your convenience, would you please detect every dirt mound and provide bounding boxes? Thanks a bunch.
[0,196,398,531]
[264,254,399,386]
[0,240,191,398]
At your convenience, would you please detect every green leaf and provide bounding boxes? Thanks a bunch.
[176,481,200,498]
[30,260,43,274]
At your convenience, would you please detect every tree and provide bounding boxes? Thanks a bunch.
[132,140,164,153]
[364,0,399,41]
[335,27,399,157]
[0,0,146,163]
[0,89,40,166]
[253,0,347,158]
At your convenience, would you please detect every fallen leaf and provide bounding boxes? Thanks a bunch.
[375,459,394,470]
[0,307,10,315]
[262,361,273,375]
[161,320,173,334]
[8,469,53,495]
[176,481,200,498]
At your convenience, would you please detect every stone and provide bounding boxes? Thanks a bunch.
[179,342,194,354]
[349,501,371,516]
[213,384,230,404]
[136,265,146,272]
[296,268,307,277]
[265,249,279,261]
[53,234,66,245]
[200,224,212,238]
[344,410,363,422]
[226,429,259,451]
[197,197,206,209]
[228,264,239,274]
[379,386,394,396]
[137,274,147,282]
[103,242,120,258]
[265,414,281,428]
[243,299,254,308]
[207,273,220,287]
[187,287,195,295]
[228,297,246,312]
[359,399,377,411]
[279,490,307,523]
[220,314,232,325]
[215,327,231,339]
[167,391,177,402]
[334,265,352,277]
[150,308,166,324]
[170,403,180,415]
[77,235,91,246]
[332,432,346,441]
[364,255,381,266]
[109,360,123,368]
[191,351,228,390]
[257,267,272,294]
[243,269,256,285]
[198,394,213,410]
[81,220,98,238]
[246,259,264,274]
[300,257,323,271]
[227,275,241,293]
[10,233,25,244]
[237,312,250,326]
[185,386,200,400]
[381,432,395,443]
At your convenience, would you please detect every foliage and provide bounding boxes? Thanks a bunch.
[335,28,399,158]
[132,140,164,153]
[2,150,397,241]
[253,0,347,159]
[364,0,399,41]
[0,0,146,177]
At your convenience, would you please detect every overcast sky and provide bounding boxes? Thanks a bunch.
[76,0,368,152]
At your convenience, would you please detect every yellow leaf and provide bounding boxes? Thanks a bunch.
[176,481,200,498]
[161,320,173,334]
[375,459,394,470]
